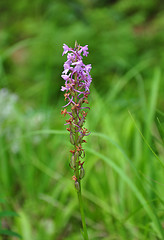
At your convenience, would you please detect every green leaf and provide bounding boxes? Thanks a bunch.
[0,211,19,217]
[86,147,164,239]
[0,229,22,238]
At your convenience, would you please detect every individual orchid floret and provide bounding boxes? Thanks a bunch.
[79,45,89,56]
[62,44,71,56]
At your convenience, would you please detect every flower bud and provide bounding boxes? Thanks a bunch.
[75,40,78,48]
[75,181,80,191]
[79,166,85,179]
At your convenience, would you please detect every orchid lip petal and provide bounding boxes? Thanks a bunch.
[61,74,70,80]
[61,86,67,91]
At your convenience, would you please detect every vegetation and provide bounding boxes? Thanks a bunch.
[0,0,164,239]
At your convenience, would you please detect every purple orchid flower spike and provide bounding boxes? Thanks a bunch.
[61,41,91,240]
[61,41,92,180]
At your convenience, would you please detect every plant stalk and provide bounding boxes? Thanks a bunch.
[74,68,89,240]
[77,184,89,240]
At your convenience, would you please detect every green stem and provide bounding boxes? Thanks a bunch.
[73,56,89,239]
[77,184,89,240]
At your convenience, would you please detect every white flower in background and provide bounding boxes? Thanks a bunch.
[0,88,18,122]
[0,88,47,154]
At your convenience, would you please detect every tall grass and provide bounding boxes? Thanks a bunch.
[0,66,164,240]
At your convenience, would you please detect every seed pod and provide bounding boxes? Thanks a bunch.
[79,118,85,127]
[79,149,85,159]
[75,181,80,191]
[77,135,83,144]
[78,98,84,106]
[75,151,79,160]
[71,155,76,168]
[72,109,76,118]
[79,166,85,179]
[78,150,82,157]
[70,90,75,96]
[70,125,74,133]
[70,133,75,145]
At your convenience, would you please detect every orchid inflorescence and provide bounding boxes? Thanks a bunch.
[61,42,92,190]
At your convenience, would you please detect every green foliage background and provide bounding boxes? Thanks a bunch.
[0,0,164,239]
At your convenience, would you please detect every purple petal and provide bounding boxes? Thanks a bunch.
[62,44,70,56]
[61,86,67,91]
[85,64,92,72]
[61,74,70,80]
[80,106,90,110]
[79,45,89,57]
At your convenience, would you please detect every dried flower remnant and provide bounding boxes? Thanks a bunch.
[61,42,92,189]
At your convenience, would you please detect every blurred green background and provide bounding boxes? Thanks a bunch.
[0,0,164,239]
